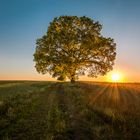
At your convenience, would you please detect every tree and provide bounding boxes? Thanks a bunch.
[34,16,116,82]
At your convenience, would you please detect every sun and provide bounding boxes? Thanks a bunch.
[106,71,124,83]
[111,73,120,82]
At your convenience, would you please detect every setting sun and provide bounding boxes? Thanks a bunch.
[111,73,120,82]
[106,71,124,82]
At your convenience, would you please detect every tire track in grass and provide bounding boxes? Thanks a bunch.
[62,84,95,140]
[8,83,56,140]
[43,83,73,139]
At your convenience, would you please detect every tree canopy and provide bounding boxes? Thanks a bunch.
[34,16,116,82]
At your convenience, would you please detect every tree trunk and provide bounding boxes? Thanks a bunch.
[71,77,75,83]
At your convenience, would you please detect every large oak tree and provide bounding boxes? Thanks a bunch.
[34,16,116,82]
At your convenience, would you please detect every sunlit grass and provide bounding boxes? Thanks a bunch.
[0,81,140,139]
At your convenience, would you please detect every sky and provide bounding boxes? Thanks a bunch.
[0,0,140,82]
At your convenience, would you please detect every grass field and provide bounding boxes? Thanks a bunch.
[0,81,140,140]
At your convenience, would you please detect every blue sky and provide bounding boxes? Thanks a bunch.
[0,0,140,81]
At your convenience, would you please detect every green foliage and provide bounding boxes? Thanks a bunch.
[57,74,66,81]
[34,16,116,82]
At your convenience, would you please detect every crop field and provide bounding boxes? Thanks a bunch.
[0,81,140,140]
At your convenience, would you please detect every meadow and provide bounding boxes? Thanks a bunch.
[0,81,140,140]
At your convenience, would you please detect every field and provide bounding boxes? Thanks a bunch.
[0,81,140,140]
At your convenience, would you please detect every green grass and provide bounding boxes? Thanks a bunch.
[0,81,140,140]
